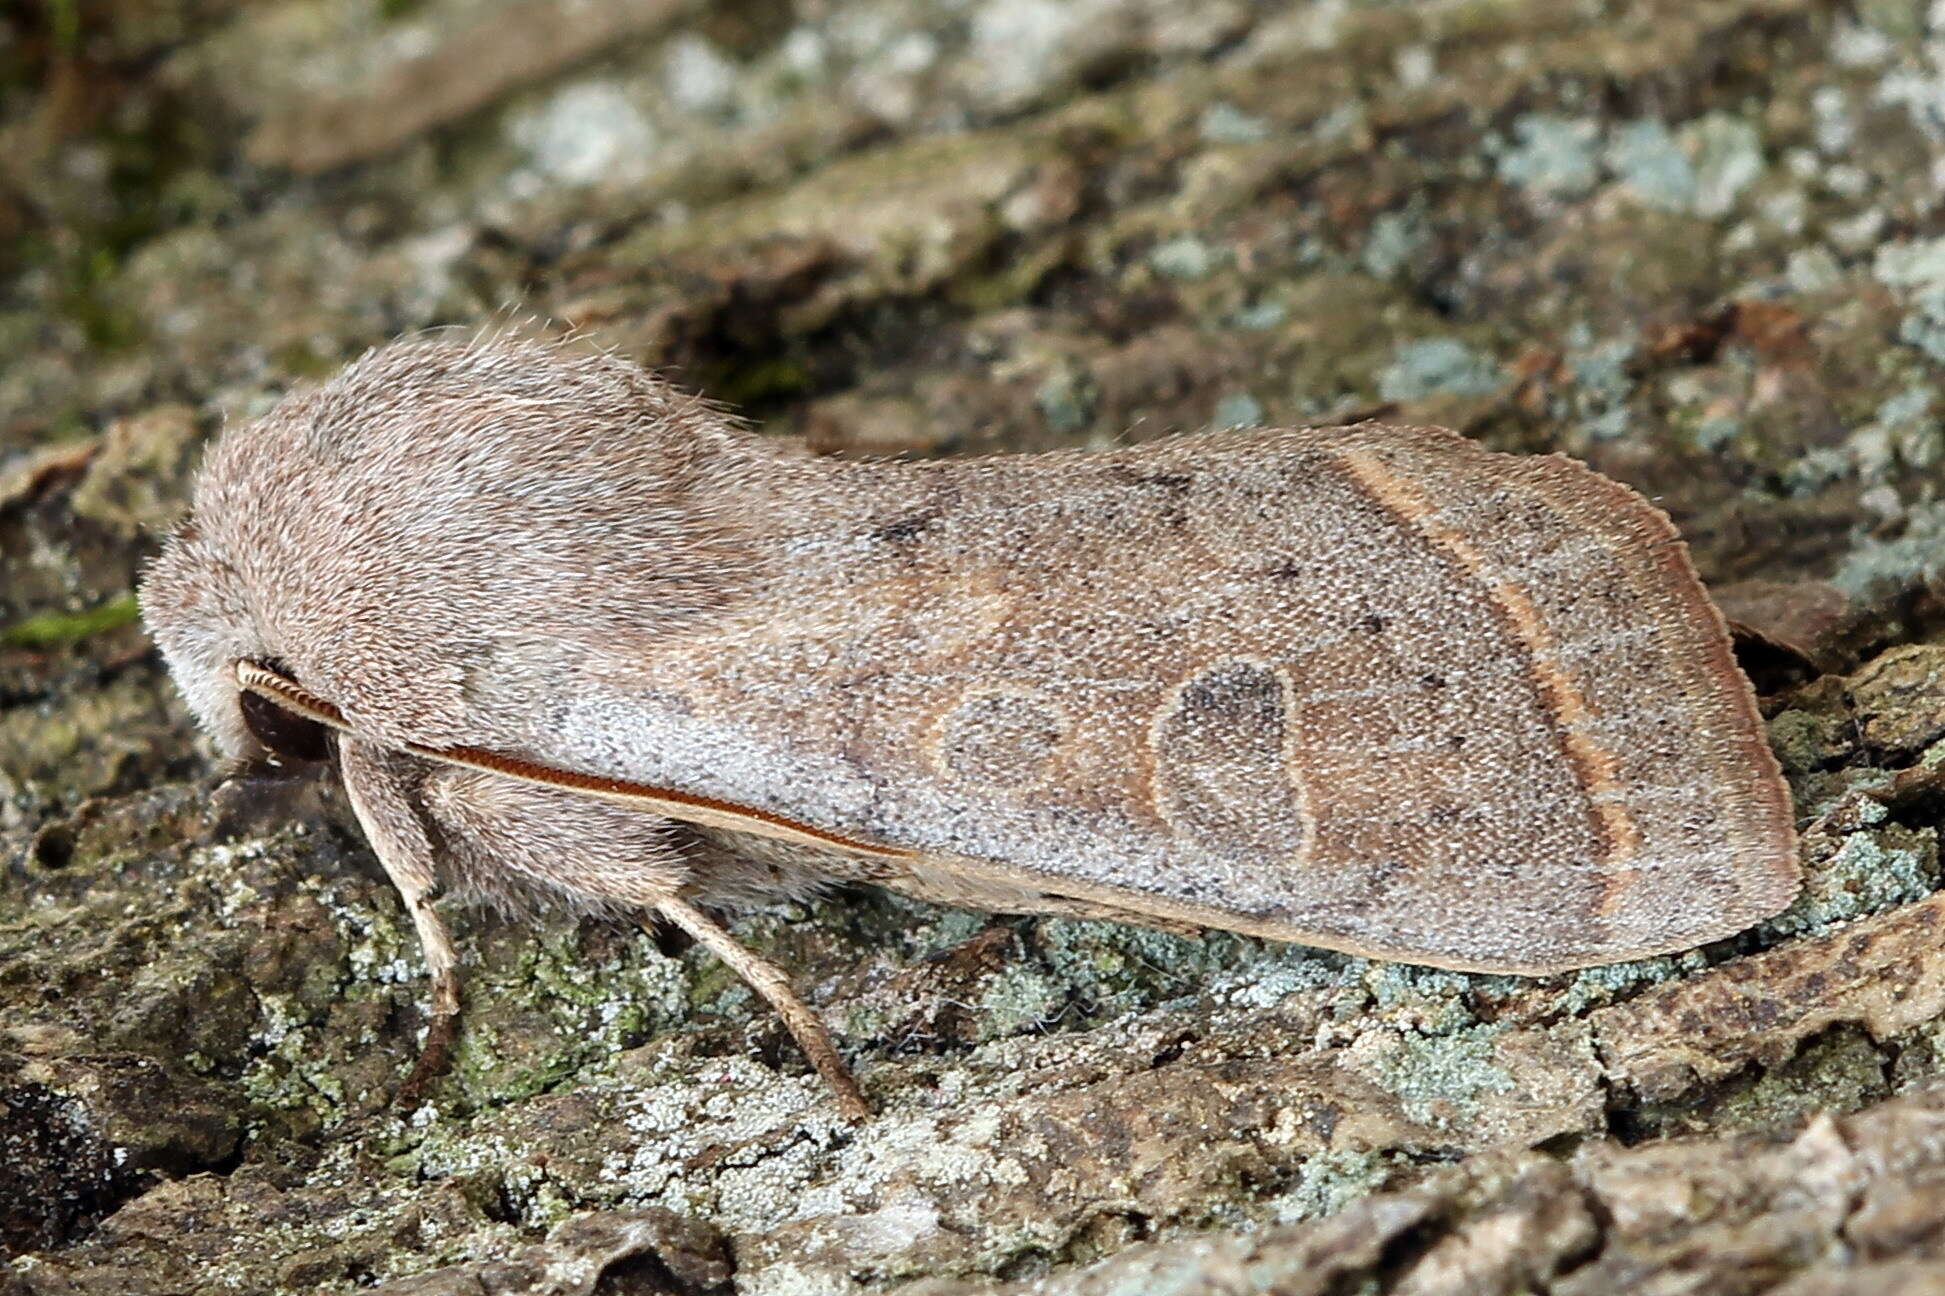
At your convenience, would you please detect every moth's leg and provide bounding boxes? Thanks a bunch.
[421,768,870,1120]
[652,895,871,1122]
[336,736,462,1105]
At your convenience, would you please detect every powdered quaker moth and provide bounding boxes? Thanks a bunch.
[141,337,1800,1118]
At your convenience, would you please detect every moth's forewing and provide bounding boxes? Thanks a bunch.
[513,424,1796,975]
[234,661,908,858]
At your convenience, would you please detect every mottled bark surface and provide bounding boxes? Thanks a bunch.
[4,1,1945,1293]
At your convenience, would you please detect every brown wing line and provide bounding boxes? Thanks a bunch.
[232,659,912,860]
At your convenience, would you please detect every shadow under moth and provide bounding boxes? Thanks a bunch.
[140,336,1800,1120]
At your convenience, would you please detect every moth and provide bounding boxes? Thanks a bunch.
[140,336,1800,1119]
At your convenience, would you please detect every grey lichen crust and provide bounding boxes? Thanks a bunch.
[6,0,1945,1292]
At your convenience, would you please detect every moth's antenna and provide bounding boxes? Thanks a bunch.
[233,660,912,858]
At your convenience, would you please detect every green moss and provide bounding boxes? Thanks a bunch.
[1038,919,1250,1018]
[974,963,1068,1042]
[1359,963,1487,1035]
[1768,707,1851,774]
[428,923,698,1107]
[41,243,142,354]
[1035,366,1097,436]
[1200,103,1271,145]
[1556,952,1703,1015]
[1371,1025,1516,1126]
[1361,209,1430,279]
[1493,115,1600,198]
[706,356,815,406]
[1833,500,1945,596]
[949,236,1073,312]
[1150,234,1218,280]
[1,593,139,648]
[1683,113,1764,218]
[1207,959,1343,1015]
[1606,118,1698,211]
[1209,391,1264,429]
[45,0,80,52]
[1710,1027,1888,1133]
[1636,1025,1894,1139]
[1268,1149,1399,1223]
[269,339,350,381]
[923,906,1000,952]
[1229,300,1289,330]
[0,669,184,813]
[1377,338,1506,402]
[1763,825,1940,938]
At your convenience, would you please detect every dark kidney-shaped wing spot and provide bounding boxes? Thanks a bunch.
[1153,661,1308,860]
[936,693,1065,789]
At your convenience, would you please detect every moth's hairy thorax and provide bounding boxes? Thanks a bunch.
[180,341,774,754]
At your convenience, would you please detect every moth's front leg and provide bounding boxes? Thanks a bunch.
[418,767,872,1120]
[335,736,463,1106]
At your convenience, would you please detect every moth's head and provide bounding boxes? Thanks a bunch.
[140,516,329,766]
